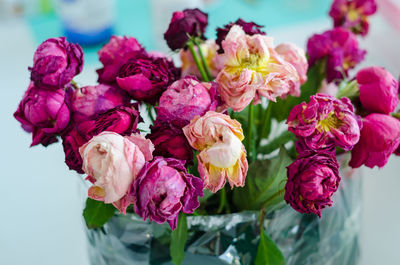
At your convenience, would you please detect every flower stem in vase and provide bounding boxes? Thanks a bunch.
[247,103,255,162]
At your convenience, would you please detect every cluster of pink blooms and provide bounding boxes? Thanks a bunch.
[349,67,400,168]
[15,0,397,224]
[286,64,400,217]
[285,0,400,217]
[14,6,309,228]
[307,0,378,85]
[286,93,361,216]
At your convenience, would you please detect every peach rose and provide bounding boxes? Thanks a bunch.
[183,111,248,192]
[79,132,154,212]
[275,43,308,95]
[183,111,243,150]
[216,25,301,111]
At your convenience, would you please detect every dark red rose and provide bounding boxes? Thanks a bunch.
[148,120,193,164]
[164,8,208,50]
[116,54,180,104]
[285,152,340,217]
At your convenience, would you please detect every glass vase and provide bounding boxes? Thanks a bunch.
[85,167,361,265]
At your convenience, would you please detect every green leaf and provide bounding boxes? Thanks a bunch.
[170,213,188,265]
[255,225,285,265]
[233,146,292,211]
[271,62,325,122]
[258,131,296,155]
[83,198,115,229]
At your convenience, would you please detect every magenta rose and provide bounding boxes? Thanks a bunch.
[147,120,193,164]
[349,113,400,168]
[285,152,340,217]
[14,82,71,147]
[356,66,399,114]
[216,18,266,54]
[307,28,366,83]
[62,105,141,173]
[287,93,361,153]
[329,0,377,36]
[97,36,145,83]
[116,54,180,104]
[132,157,203,230]
[30,37,83,89]
[164,8,208,50]
[71,84,128,122]
[156,77,219,127]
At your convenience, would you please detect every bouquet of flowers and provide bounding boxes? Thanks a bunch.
[14,0,400,264]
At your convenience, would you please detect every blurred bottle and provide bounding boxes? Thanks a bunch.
[0,0,53,20]
[54,0,115,46]
[0,0,23,20]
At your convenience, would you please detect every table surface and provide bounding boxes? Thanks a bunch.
[0,1,400,264]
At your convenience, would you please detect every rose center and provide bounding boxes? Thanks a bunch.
[226,54,269,76]
[347,8,360,22]
[317,111,342,132]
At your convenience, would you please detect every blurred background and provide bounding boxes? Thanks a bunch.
[0,0,399,264]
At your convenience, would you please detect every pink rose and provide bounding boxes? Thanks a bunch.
[14,82,71,147]
[79,132,154,212]
[183,111,248,192]
[216,18,266,54]
[216,25,301,111]
[356,66,399,114]
[30,37,83,89]
[71,84,127,122]
[350,113,400,168]
[329,0,377,36]
[132,157,203,230]
[157,77,219,126]
[287,93,361,153]
[307,28,366,83]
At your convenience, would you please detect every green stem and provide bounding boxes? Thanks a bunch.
[256,103,273,148]
[217,187,227,214]
[246,103,255,162]
[259,208,266,232]
[258,131,296,155]
[187,41,209,82]
[194,40,213,81]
